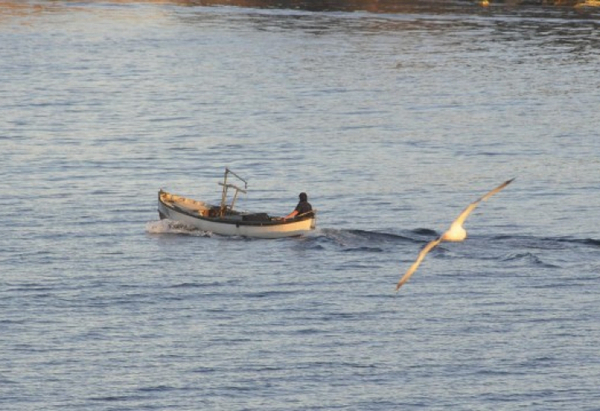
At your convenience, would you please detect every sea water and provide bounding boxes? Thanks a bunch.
[1,1,600,409]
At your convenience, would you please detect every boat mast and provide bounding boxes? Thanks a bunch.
[218,167,248,216]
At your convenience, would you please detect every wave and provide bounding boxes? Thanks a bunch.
[297,227,442,255]
[500,252,560,268]
[557,237,600,247]
[492,234,600,251]
[316,227,437,245]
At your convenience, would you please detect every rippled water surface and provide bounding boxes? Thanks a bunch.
[1,1,600,409]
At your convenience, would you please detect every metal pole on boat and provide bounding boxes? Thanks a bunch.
[220,168,229,216]
[219,168,248,216]
[225,167,248,189]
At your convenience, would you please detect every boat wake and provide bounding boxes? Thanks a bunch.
[316,227,435,245]
[299,227,438,253]
[307,229,600,275]
[146,220,599,268]
[145,219,213,237]
[145,220,599,281]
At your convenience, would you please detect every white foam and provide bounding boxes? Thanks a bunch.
[145,220,212,237]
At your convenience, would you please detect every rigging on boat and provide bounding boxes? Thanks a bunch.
[218,167,248,217]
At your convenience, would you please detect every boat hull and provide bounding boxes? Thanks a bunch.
[157,190,316,239]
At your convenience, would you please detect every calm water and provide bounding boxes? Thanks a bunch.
[1,1,600,409]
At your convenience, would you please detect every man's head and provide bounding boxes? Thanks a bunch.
[299,192,308,202]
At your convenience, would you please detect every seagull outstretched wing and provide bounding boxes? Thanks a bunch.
[396,178,515,291]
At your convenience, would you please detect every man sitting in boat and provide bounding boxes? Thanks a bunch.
[283,192,313,220]
[283,193,312,220]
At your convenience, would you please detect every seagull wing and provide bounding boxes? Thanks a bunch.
[452,178,515,229]
[396,178,515,291]
[396,236,443,291]
[480,178,515,202]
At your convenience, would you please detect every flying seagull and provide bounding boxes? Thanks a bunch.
[396,178,515,291]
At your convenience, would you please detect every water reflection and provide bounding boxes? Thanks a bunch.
[1,0,598,61]
[167,0,597,12]
[170,0,600,57]
[176,0,479,13]
[1,0,599,16]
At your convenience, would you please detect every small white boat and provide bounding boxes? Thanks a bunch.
[157,168,316,239]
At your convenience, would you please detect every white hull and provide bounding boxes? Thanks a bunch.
[158,190,316,239]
